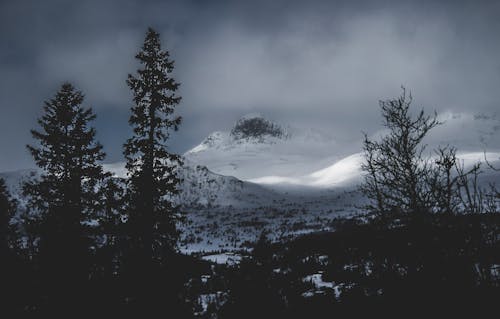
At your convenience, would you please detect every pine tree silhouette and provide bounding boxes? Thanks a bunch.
[121,27,185,315]
[123,27,182,261]
[22,83,108,313]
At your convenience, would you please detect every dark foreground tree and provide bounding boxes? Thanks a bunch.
[121,28,187,316]
[124,27,182,262]
[22,83,108,313]
[0,178,28,315]
[361,87,440,215]
[361,87,498,217]
[0,178,16,247]
[219,232,287,319]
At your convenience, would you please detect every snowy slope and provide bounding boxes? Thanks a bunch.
[0,162,279,210]
[250,151,500,188]
[184,113,343,180]
[185,112,500,189]
[0,161,364,253]
[249,153,365,188]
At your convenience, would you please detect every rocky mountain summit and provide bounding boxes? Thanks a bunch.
[230,113,289,141]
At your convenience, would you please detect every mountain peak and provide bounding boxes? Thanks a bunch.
[230,113,288,140]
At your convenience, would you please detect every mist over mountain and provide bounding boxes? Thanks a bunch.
[3,110,499,255]
[185,111,500,185]
[5,111,499,210]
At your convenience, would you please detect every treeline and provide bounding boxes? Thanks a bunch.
[0,28,199,317]
[199,213,500,318]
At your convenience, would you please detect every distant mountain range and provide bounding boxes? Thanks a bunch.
[184,112,500,187]
[2,112,499,252]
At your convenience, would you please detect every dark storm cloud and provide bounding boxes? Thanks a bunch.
[1,0,499,171]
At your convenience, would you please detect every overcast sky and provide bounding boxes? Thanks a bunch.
[1,0,499,171]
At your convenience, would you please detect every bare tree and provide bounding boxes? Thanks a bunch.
[429,146,459,214]
[362,88,499,216]
[361,87,439,214]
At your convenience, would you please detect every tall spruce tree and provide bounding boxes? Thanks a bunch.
[22,83,108,308]
[123,27,182,264]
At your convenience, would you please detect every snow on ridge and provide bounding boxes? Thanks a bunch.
[249,153,364,188]
[183,115,341,181]
[186,131,228,154]
[308,153,364,186]
[185,114,292,157]
[248,152,500,188]
[183,110,500,184]
[1,160,278,210]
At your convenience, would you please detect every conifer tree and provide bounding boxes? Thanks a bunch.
[123,27,182,264]
[22,83,108,307]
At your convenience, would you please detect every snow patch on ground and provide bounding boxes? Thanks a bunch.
[201,252,242,265]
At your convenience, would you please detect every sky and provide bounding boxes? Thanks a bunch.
[1,0,499,171]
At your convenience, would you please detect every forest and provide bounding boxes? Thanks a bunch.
[1,28,499,318]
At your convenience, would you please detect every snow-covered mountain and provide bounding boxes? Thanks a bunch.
[184,113,345,181]
[104,161,284,209]
[180,110,500,252]
[3,112,500,215]
[0,162,280,211]
[0,160,363,253]
[185,112,500,189]
[2,111,499,253]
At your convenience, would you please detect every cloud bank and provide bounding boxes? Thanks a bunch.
[0,0,499,170]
